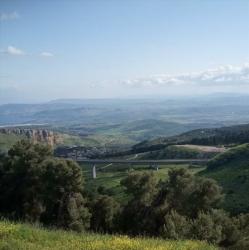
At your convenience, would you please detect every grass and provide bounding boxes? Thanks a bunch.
[0,220,217,250]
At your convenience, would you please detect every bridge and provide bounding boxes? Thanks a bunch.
[75,158,209,179]
[76,159,208,164]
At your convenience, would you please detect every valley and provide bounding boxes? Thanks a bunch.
[1,96,249,249]
[1,1,248,248]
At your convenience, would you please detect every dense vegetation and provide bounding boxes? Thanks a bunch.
[1,141,249,249]
[201,144,249,214]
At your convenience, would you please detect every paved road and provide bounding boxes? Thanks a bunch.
[76,159,209,165]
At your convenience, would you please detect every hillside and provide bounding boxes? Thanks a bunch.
[136,145,224,160]
[132,123,249,153]
[0,221,217,250]
[201,144,249,214]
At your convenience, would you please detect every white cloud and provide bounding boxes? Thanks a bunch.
[122,63,249,88]
[1,47,55,58]
[4,46,26,56]
[0,11,19,21]
[40,52,54,57]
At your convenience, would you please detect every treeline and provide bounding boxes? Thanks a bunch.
[0,141,249,249]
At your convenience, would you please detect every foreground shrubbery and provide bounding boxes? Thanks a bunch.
[0,141,249,249]
[0,220,217,250]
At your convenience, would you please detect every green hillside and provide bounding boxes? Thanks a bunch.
[201,144,249,214]
[133,123,249,153]
[0,220,217,250]
[137,145,219,160]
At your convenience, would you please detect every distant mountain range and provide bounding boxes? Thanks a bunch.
[1,95,249,126]
[1,95,249,149]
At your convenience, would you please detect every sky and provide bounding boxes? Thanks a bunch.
[0,0,249,103]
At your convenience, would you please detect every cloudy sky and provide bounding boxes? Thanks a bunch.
[0,0,249,103]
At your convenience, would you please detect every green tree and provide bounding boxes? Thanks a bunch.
[90,195,120,233]
[0,140,52,221]
[0,140,90,231]
[120,172,158,235]
[40,158,90,230]
[160,210,190,240]
[57,192,90,232]
[153,168,223,219]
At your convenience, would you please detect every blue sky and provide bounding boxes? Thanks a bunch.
[0,0,249,103]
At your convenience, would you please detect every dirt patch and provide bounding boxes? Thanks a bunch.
[176,144,226,153]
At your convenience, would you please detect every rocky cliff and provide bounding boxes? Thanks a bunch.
[0,128,61,147]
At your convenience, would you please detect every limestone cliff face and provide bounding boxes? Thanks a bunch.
[0,128,62,147]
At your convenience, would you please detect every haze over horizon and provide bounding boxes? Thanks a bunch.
[0,0,249,103]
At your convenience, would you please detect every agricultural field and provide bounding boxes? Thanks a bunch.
[0,220,217,250]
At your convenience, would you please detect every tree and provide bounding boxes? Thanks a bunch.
[121,171,158,205]
[191,209,241,246]
[57,192,90,232]
[191,211,223,244]
[90,195,120,233]
[0,140,52,221]
[120,172,158,235]
[160,210,190,240]
[40,158,90,230]
[0,140,90,231]
[153,168,223,219]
